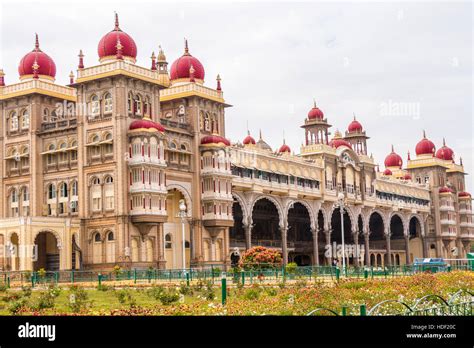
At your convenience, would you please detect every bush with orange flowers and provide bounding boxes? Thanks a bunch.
[239,246,282,270]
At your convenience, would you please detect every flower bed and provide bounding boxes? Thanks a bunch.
[0,271,472,316]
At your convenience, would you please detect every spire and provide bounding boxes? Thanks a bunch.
[423,129,426,138]
[184,38,190,55]
[114,12,120,30]
[116,38,123,60]
[0,69,5,87]
[189,64,195,82]
[353,112,356,120]
[151,51,157,71]
[157,45,166,62]
[259,129,263,140]
[69,71,74,84]
[313,99,317,108]
[216,74,221,91]
[407,150,411,161]
[391,144,395,153]
[78,49,84,69]
[460,157,463,165]
[443,137,446,146]
[34,33,40,51]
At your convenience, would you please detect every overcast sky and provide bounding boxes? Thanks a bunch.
[1,0,472,190]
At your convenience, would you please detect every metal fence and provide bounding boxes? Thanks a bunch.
[0,263,472,288]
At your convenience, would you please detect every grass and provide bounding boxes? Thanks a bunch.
[0,271,471,316]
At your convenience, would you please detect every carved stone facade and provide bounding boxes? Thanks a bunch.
[0,15,472,271]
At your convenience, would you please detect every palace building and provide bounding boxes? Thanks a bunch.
[0,14,472,271]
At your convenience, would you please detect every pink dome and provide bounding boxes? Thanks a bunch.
[170,40,205,81]
[18,34,56,79]
[98,14,137,61]
[415,131,436,156]
[129,118,165,132]
[201,134,230,146]
[384,146,403,168]
[308,101,324,120]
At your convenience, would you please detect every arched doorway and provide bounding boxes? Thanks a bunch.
[408,216,424,260]
[251,198,281,248]
[34,231,60,271]
[369,212,385,267]
[287,202,312,266]
[229,199,245,248]
[9,233,20,271]
[390,214,405,265]
[330,207,353,265]
[164,188,190,269]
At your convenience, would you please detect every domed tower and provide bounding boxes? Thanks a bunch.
[97,13,137,64]
[156,45,170,87]
[18,34,57,82]
[199,134,234,261]
[344,115,369,155]
[169,39,205,86]
[128,119,168,260]
[301,101,331,146]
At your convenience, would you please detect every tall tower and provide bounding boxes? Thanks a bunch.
[301,101,331,146]
[344,115,369,155]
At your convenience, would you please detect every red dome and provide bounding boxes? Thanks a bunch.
[439,186,453,194]
[170,40,205,81]
[243,132,256,145]
[347,118,363,132]
[98,14,137,61]
[201,134,230,146]
[384,146,403,168]
[435,139,454,161]
[458,191,471,197]
[329,138,352,149]
[278,142,291,153]
[415,131,436,156]
[18,34,56,79]
[308,102,324,120]
[129,118,165,132]
[383,168,392,176]
[403,173,412,180]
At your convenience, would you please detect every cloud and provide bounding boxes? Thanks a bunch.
[1,0,472,190]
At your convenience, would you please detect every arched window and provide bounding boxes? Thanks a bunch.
[105,176,113,184]
[165,234,172,249]
[94,233,101,243]
[10,111,18,131]
[70,141,78,161]
[104,93,113,114]
[42,108,50,123]
[21,147,29,168]
[48,184,56,199]
[10,188,18,203]
[104,133,113,155]
[58,142,68,163]
[127,93,133,113]
[59,182,68,198]
[92,177,100,185]
[134,95,142,115]
[21,109,30,129]
[107,231,114,241]
[22,187,29,201]
[91,95,100,117]
[90,135,101,157]
[71,180,78,196]
[47,144,56,165]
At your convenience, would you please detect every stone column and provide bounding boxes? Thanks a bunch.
[404,234,410,265]
[280,226,288,265]
[311,227,319,266]
[364,232,370,266]
[352,231,359,267]
[422,236,428,258]
[157,223,166,269]
[244,224,252,250]
[325,230,331,265]
[385,232,392,266]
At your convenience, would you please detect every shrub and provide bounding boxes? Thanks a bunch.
[97,284,113,292]
[239,246,282,270]
[179,283,193,296]
[35,291,56,310]
[0,284,7,292]
[146,285,165,300]
[159,290,180,305]
[115,289,136,307]
[265,287,278,296]
[285,262,298,274]
[37,268,46,279]
[244,288,261,300]
[68,286,89,313]
[21,286,32,298]
[8,298,27,315]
